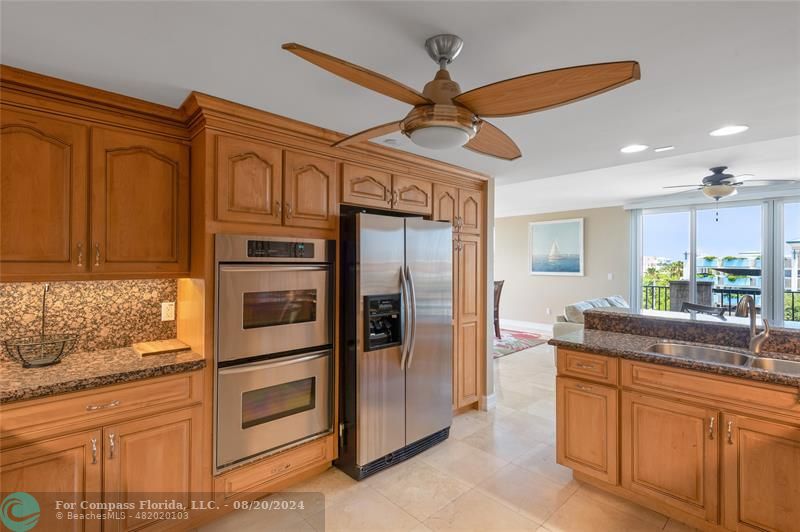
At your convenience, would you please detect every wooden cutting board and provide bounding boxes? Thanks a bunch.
[133,339,190,357]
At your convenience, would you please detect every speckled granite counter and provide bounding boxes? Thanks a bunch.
[0,347,205,404]
[549,329,800,388]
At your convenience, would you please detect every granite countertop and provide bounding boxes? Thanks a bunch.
[549,329,800,388]
[0,347,206,404]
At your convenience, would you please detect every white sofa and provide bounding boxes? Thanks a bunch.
[552,295,629,337]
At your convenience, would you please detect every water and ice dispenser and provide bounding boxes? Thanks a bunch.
[363,294,402,351]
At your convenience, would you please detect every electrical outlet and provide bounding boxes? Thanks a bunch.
[545,307,551,315]
[161,302,175,321]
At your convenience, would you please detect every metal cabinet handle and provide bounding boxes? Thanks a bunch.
[708,416,715,439]
[94,243,101,266]
[285,202,293,219]
[575,363,596,370]
[77,242,83,267]
[108,433,116,459]
[91,438,98,464]
[726,421,734,444]
[275,200,282,217]
[393,190,399,206]
[576,384,593,392]
[270,462,292,475]
[86,399,120,412]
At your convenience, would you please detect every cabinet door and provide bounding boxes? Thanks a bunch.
[341,163,392,209]
[90,127,189,274]
[103,407,202,532]
[0,430,102,532]
[458,189,483,235]
[556,377,618,484]
[215,135,282,225]
[392,174,432,215]
[621,392,719,522]
[1,108,88,278]
[722,414,800,532]
[455,234,482,408]
[451,237,459,410]
[433,184,458,225]
[283,150,337,229]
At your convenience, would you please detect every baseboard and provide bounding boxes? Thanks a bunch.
[499,319,553,336]
[478,393,496,411]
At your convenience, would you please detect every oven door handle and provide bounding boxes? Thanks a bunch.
[405,265,418,369]
[218,350,329,375]
[399,266,411,370]
[219,265,330,273]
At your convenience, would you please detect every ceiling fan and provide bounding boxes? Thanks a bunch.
[282,35,640,160]
[664,166,800,201]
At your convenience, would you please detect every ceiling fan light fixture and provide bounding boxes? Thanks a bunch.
[408,125,471,150]
[709,125,749,137]
[702,184,738,201]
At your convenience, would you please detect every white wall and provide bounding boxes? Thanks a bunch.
[494,206,630,325]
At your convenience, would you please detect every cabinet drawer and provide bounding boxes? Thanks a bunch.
[622,360,800,418]
[1,371,203,441]
[557,349,618,385]
[215,435,333,500]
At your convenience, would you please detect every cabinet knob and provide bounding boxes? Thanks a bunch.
[726,421,734,444]
[77,242,83,267]
[94,243,101,267]
[286,202,293,219]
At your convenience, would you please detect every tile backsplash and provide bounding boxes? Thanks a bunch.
[0,280,177,355]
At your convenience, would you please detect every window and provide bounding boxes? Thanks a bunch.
[633,196,800,327]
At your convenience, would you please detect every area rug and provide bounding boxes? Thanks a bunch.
[493,329,547,358]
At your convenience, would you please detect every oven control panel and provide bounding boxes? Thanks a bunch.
[247,240,315,259]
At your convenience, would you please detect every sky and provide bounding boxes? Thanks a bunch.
[642,202,800,261]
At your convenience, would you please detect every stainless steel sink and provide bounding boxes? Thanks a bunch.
[647,343,752,366]
[749,357,800,375]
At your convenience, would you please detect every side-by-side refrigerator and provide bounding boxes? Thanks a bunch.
[337,211,453,480]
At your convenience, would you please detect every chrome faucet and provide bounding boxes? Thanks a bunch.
[734,295,770,354]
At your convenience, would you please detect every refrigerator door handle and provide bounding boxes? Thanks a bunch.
[399,266,411,369]
[406,265,419,368]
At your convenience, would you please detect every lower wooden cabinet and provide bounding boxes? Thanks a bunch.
[1,429,102,532]
[454,233,483,408]
[556,376,618,484]
[621,391,719,522]
[721,413,800,532]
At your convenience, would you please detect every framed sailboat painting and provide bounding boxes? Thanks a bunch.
[529,218,584,276]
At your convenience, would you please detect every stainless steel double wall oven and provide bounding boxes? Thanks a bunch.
[215,234,334,472]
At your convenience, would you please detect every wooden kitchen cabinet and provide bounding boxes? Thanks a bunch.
[432,184,482,235]
[433,183,458,224]
[340,163,432,214]
[556,376,618,484]
[0,108,89,278]
[392,174,432,214]
[91,127,189,275]
[621,391,719,522]
[0,429,102,532]
[721,413,800,532]
[283,150,337,229]
[103,406,202,532]
[454,233,483,408]
[215,134,283,225]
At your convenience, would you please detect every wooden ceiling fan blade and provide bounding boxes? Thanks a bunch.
[454,61,640,117]
[333,121,403,148]
[282,43,430,107]
[733,179,800,186]
[463,121,521,160]
[663,184,703,189]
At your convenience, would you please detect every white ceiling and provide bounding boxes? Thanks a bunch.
[2,1,799,213]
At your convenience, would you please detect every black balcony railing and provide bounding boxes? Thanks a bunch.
[641,285,800,322]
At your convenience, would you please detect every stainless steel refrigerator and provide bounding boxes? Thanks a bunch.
[337,211,453,480]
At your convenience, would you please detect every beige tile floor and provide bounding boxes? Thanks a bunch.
[199,342,696,532]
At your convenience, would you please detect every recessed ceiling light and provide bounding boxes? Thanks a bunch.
[620,144,649,154]
[709,125,749,137]
[654,146,675,152]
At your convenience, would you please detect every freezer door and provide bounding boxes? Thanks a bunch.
[356,213,407,465]
[404,218,453,443]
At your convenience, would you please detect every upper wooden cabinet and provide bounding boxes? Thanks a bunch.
[722,413,800,532]
[0,108,89,277]
[216,134,283,225]
[91,128,189,274]
[341,163,392,209]
[341,164,432,215]
[621,391,719,523]
[433,183,482,235]
[284,150,337,229]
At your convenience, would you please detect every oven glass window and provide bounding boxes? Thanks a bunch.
[241,377,316,429]
[242,289,317,329]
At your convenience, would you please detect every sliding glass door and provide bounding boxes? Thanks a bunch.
[635,197,799,326]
